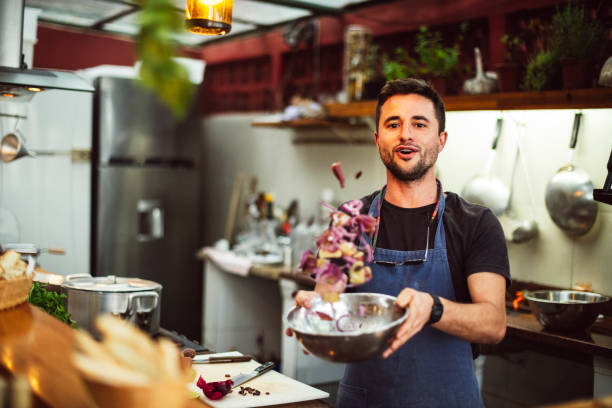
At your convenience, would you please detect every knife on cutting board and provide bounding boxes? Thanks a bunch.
[230,361,275,388]
[193,355,253,364]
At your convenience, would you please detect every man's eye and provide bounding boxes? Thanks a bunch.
[388,123,400,129]
[415,123,426,128]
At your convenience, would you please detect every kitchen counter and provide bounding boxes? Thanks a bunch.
[0,303,329,408]
[540,395,612,407]
[506,310,612,358]
[196,249,293,281]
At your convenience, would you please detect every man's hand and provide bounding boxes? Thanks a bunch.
[284,290,318,338]
[382,288,433,359]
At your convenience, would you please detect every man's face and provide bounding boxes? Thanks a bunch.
[375,94,447,182]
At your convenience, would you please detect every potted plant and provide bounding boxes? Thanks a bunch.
[381,47,419,81]
[549,3,605,89]
[414,26,460,95]
[496,34,524,92]
[523,50,560,91]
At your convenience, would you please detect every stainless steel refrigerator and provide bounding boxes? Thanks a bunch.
[92,76,202,341]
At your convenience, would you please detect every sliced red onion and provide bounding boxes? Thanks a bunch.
[331,162,345,188]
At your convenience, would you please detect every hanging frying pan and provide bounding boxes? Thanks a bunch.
[593,148,612,205]
[462,118,510,215]
[545,113,598,235]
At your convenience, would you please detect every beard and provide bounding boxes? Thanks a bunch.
[379,144,438,182]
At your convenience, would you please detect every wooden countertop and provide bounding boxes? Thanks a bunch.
[0,303,328,408]
[539,395,612,407]
[506,311,612,358]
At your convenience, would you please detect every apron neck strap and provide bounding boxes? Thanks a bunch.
[370,179,443,250]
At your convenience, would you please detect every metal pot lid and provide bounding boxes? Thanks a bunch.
[61,274,162,292]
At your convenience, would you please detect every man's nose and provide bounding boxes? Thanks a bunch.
[399,124,414,142]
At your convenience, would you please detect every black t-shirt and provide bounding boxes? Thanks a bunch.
[362,191,511,302]
[354,190,511,358]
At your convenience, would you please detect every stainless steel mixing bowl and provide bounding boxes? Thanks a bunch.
[524,290,610,332]
[286,293,409,363]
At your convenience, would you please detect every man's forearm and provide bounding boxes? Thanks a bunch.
[433,298,506,344]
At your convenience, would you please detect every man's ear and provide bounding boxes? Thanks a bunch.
[438,131,448,152]
[375,131,379,148]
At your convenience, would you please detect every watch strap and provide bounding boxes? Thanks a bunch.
[427,293,443,325]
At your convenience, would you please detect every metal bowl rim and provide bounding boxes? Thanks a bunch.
[524,290,610,304]
[285,293,409,337]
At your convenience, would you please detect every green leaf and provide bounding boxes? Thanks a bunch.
[136,0,196,118]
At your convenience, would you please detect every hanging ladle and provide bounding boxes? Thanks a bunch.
[508,123,539,243]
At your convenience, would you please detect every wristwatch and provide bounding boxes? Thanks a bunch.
[427,293,443,325]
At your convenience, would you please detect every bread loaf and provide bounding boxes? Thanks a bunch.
[0,250,27,280]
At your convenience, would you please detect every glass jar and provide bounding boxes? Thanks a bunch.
[343,25,372,101]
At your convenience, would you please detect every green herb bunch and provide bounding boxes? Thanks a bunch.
[136,0,195,119]
[28,282,76,327]
[549,2,605,60]
[523,50,559,91]
[382,47,418,81]
[414,25,460,78]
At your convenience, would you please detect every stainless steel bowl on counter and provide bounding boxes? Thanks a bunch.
[524,290,610,332]
[286,293,408,363]
[61,274,162,336]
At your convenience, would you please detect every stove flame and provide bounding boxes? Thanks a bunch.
[513,291,524,310]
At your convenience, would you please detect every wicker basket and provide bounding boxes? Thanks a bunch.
[0,275,33,310]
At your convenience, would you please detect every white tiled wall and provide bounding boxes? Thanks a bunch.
[0,89,92,276]
[201,108,612,294]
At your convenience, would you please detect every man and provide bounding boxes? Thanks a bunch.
[289,78,510,407]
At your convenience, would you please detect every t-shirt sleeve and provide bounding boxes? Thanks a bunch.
[464,209,511,288]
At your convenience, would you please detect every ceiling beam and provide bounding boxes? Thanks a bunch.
[246,0,340,14]
[91,7,138,29]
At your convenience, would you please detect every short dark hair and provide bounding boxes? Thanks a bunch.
[375,78,446,133]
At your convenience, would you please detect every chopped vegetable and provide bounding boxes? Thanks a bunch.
[316,312,333,321]
[299,198,375,303]
[331,162,345,188]
[196,376,234,400]
[355,170,363,179]
[27,282,76,327]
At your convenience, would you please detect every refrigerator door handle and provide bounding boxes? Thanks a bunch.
[137,199,165,242]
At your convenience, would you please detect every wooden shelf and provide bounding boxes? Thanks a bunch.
[325,88,612,117]
[251,118,368,129]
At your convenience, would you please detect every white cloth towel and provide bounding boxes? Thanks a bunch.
[199,247,252,277]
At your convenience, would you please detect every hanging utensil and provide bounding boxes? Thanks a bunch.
[462,117,510,215]
[509,123,539,243]
[501,136,523,241]
[0,131,35,163]
[545,113,598,235]
[593,148,612,205]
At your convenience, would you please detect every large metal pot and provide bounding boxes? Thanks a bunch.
[61,274,162,336]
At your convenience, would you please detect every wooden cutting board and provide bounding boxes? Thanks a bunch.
[188,353,329,408]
